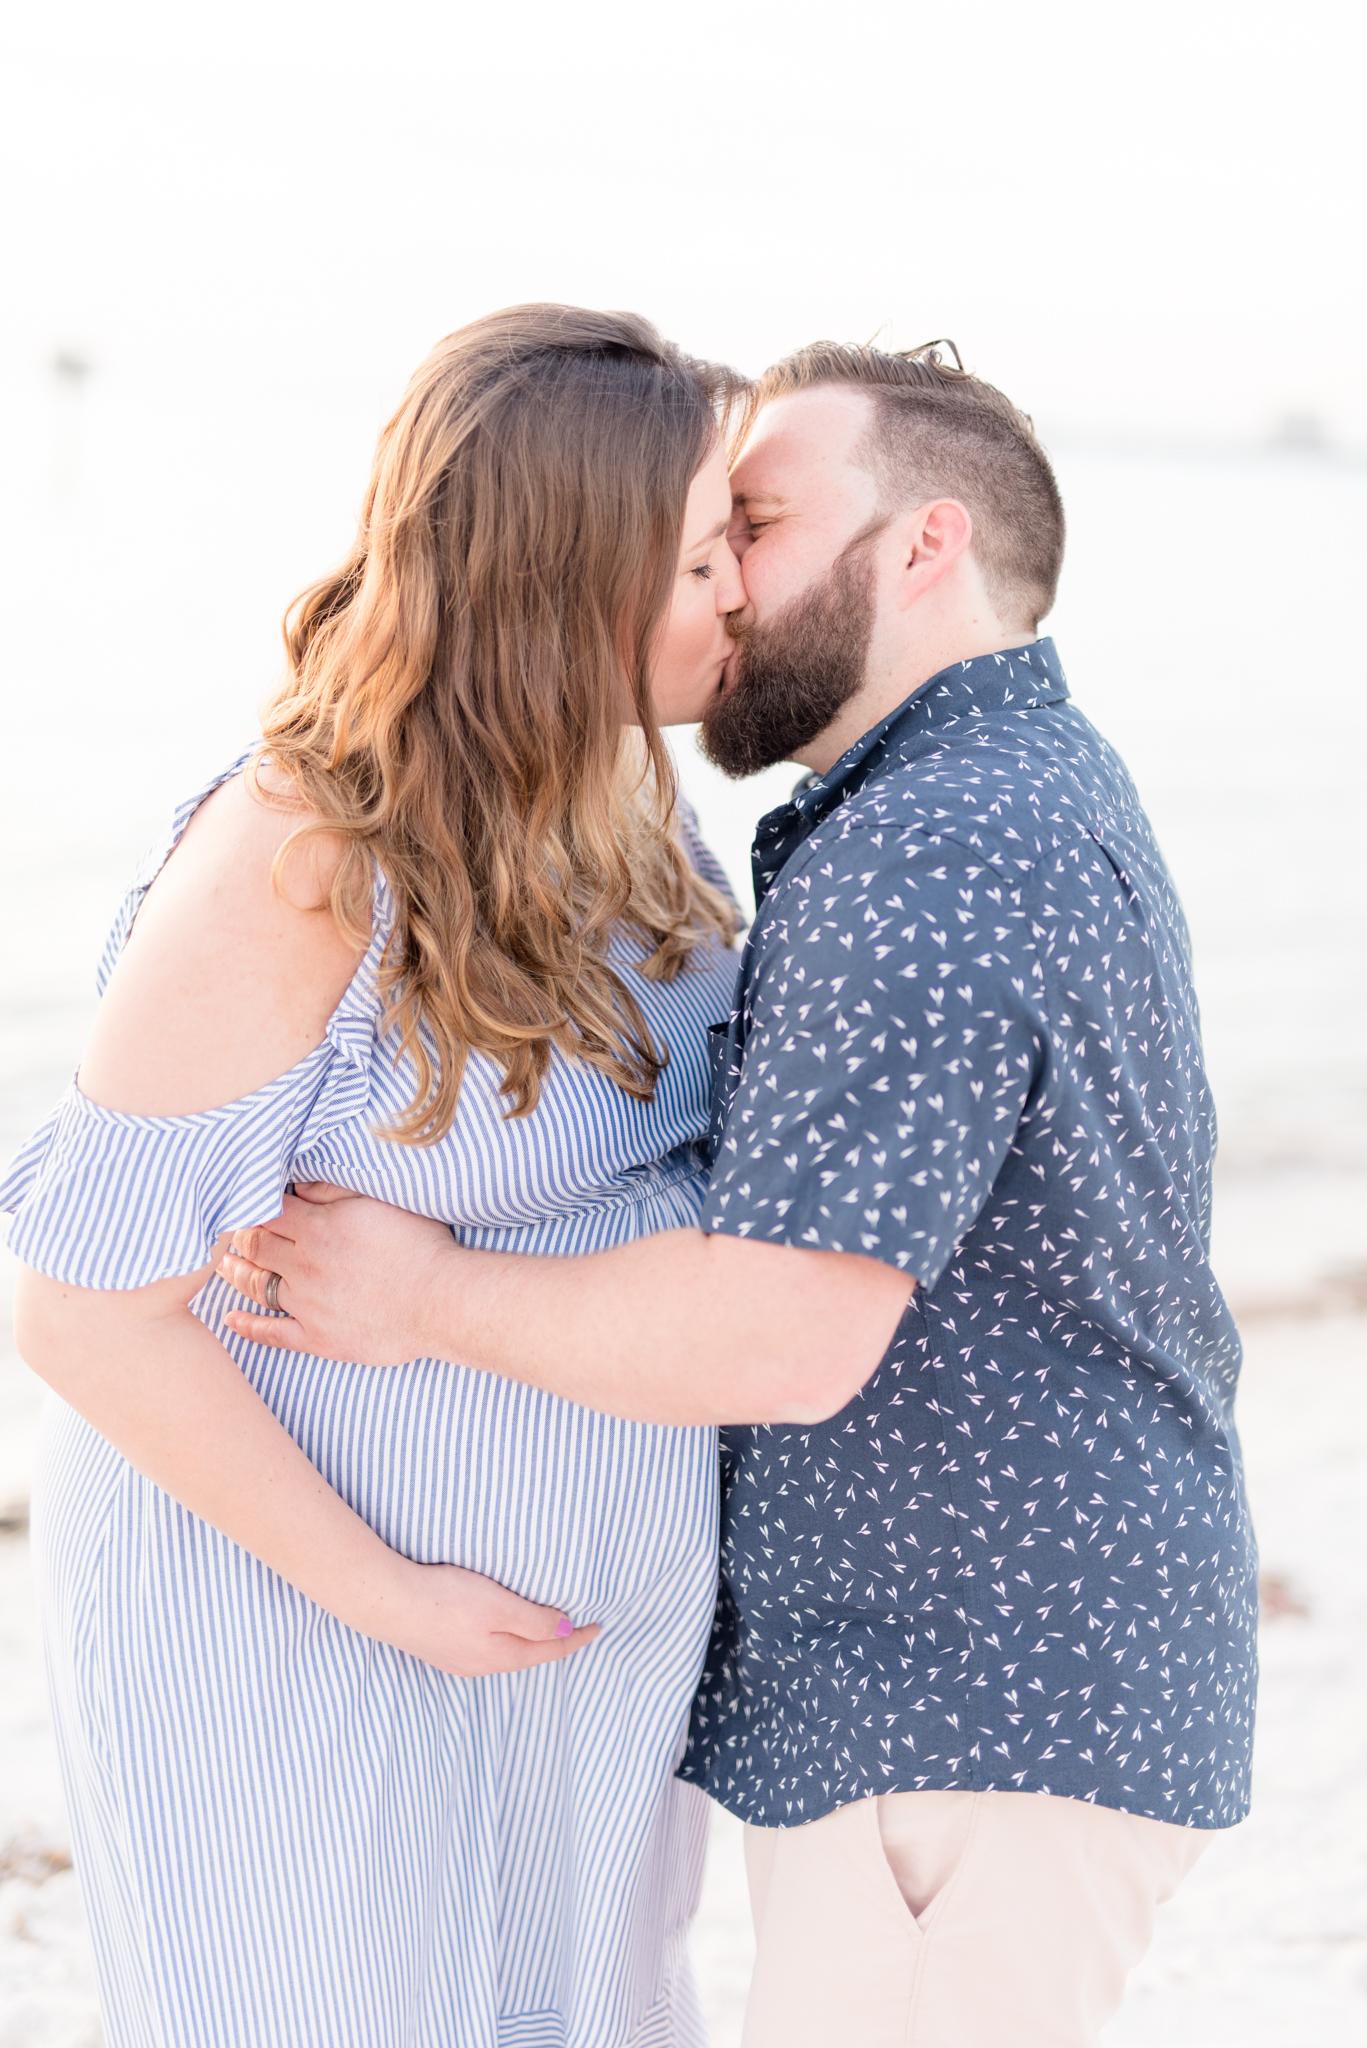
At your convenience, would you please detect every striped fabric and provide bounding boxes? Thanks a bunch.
[2,751,741,2048]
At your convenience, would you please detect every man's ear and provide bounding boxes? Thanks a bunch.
[892,498,974,610]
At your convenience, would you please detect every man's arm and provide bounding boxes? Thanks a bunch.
[219,1192,915,1426]
[221,824,1040,1428]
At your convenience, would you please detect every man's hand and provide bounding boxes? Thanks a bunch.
[219,1184,451,1364]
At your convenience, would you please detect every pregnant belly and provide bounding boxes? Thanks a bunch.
[198,1276,717,1621]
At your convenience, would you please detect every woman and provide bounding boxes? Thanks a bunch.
[4,306,748,2048]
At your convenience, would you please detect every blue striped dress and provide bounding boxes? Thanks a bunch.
[0,752,741,2048]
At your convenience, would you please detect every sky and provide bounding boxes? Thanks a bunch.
[4,0,1364,459]
[4,0,1361,752]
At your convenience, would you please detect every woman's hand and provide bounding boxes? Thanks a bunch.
[359,1552,599,1678]
[218,1184,452,1365]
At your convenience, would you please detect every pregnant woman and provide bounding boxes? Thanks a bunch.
[3,306,746,2048]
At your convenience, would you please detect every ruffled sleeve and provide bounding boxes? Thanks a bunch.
[0,759,391,1290]
[0,1036,372,1289]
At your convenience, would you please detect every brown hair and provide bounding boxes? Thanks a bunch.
[744,340,1064,629]
[260,304,746,1139]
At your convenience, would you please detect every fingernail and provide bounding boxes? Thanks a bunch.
[556,1616,573,1638]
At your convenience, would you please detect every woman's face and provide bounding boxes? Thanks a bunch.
[648,441,746,727]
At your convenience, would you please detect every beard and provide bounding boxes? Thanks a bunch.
[699,542,877,779]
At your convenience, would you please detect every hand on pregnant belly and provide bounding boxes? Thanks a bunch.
[376,1558,600,1677]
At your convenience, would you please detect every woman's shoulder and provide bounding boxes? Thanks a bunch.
[80,757,372,1120]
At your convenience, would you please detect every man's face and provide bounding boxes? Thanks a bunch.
[701,389,886,777]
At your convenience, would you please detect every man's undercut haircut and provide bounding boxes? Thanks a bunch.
[748,340,1065,630]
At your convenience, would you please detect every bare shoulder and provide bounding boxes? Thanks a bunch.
[79,767,370,1117]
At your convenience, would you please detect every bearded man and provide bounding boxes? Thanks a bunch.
[224,340,1257,2047]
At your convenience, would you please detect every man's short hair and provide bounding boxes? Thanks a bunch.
[748,340,1065,631]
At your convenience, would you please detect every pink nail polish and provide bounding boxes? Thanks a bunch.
[556,1616,573,1638]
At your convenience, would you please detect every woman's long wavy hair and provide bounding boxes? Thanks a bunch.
[260,305,747,1140]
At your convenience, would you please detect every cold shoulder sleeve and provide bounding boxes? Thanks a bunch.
[0,752,389,1289]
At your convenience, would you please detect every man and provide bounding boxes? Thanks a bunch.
[224,341,1256,2046]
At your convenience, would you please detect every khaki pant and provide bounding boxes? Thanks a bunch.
[741,1790,1212,2048]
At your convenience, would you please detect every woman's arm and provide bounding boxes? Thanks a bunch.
[16,1265,593,1673]
[20,769,595,1674]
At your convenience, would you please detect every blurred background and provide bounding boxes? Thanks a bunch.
[1,2,1364,2041]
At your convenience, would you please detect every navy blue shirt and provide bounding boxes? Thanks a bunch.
[678,641,1256,1831]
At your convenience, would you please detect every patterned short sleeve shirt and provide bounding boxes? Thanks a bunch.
[678,640,1257,1832]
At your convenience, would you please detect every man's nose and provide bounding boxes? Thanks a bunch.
[714,539,747,616]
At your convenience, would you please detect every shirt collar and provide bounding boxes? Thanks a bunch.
[751,639,1069,907]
